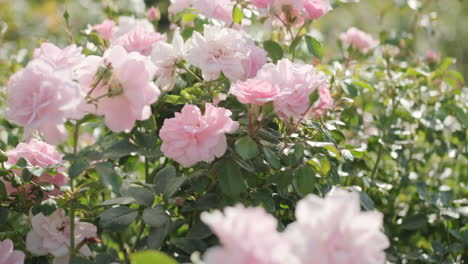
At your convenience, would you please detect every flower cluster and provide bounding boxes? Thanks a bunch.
[26,209,97,264]
[159,103,239,167]
[202,189,390,264]
[3,139,67,198]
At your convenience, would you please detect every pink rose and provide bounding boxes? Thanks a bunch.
[3,139,67,198]
[229,79,279,105]
[193,0,234,23]
[310,85,333,117]
[6,59,84,144]
[33,42,85,73]
[159,103,239,167]
[80,46,160,132]
[0,240,25,264]
[303,0,331,19]
[112,16,155,40]
[26,209,97,262]
[112,28,166,56]
[426,50,439,63]
[169,0,193,14]
[241,42,268,79]
[248,0,272,9]
[340,27,379,54]
[285,189,390,264]
[186,25,260,81]
[146,7,161,21]
[201,205,297,264]
[92,19,116,41]
[255,59,331,121]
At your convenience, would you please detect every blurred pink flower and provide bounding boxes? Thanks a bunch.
[303,0,331,19]
[3,139,67,198]
[80,46,160,132]
[285,189,389,264]
[146,7,161,21]
[242,42,268,79]
[186,25,265,81]
[26,209,97,262]
[151,28,187,91]
[230,79,279,105]
[160,103,239,167]
[33,42,85,73]
[169,0,193,14]
[112,16,155,40]
[426,50,439,63]
[112,28,166,56]
[213,93,228,106]
[92,19,116,41]
[201,205,298,264]
[0,239,25,264]
[248,0,272,8]
[255,59,331,121]
[193,0,234,23]
[340,27,379,53]
[6,59,84,144]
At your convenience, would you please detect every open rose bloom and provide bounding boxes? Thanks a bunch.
[3,139,67,198]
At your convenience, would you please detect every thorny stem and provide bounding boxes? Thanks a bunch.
[180,63,203,82]
[69,122,80,258]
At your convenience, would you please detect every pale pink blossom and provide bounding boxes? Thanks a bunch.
[230,79,279,105]
[193,0,234,23]
[159,103,239,167]
[0,240,25,264]
[6,59,84,144]
[92,19,116,41]
[285,189,389,264]
[201,205,298,264]
[248,0,272,8]
[79,46,160,132]
[112,16,155,40]
[3,139,67,197]
[151,28,187,91]
[112,28,166,56]
[26,209,97,262]
[255,59,331,121]
[186,25,265,81]
[340,27,379,53]
[169,0,193,14]
[242,42,268,79]
[426,50,439,63]
[33,42,85,72]
[146,7,161,21]
[303,0,331,19]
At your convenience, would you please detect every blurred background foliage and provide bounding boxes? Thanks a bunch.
[1,0,468,81]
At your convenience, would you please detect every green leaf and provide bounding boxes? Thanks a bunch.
[95,162,122,194]
[153,166,187,198]
[400,214,427,230]
[235,136,259,160]
[293,165,316,197]
[127,187,155,207]
[0,207,9,224]
[70,256,92,264]
[359,191,375,210]
[262,147,281,169]
[130,251,178,264]
[289,35,303,53]
[218,160,247,199]
[305,35,323,59]
[99,206,138,232]
[143,206,170,228]
[263,40,283,62]
[308,89,319,106]
[445,105,468,127]
[100,197,136,206]
[147,224,170,249]
[250,189,275,213]
[68,158,90,179]
[103,139,139,159]
[232,5,243,24]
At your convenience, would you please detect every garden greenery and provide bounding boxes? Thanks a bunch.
[0,0,466,264]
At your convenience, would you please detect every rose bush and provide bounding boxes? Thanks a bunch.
[0,0,466,264]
